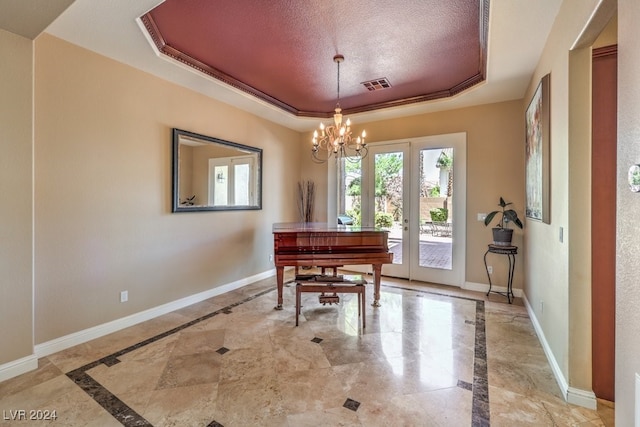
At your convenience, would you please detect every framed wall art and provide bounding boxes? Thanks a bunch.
[525,73,550,224]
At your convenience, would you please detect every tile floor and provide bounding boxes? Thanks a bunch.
[0,271,614,426]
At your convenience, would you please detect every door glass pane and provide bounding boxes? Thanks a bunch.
[340,157,362,225]
[234,163,250,205]
[419,148,453,270]
[213,165,228,206]
[374,152,403,265]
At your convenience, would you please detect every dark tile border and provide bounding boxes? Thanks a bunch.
[65,287,274,426]
[64,282,490,426]
[377,283,491,425]
[472,300,490,426]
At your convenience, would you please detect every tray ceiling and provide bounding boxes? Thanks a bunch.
[141,0,488,118]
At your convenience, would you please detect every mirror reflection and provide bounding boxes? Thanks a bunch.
[172,128,262,212]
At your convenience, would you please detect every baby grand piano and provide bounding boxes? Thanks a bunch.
[273,222,393,310]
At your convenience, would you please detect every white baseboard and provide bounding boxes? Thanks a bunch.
[633,372,640,427]
[34,269,276,359]
[463,281,523,298]
[0,354,38,383]
[522,293,597,410]
[567,386,598,409]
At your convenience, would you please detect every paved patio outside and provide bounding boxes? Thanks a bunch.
[386,225,453,270]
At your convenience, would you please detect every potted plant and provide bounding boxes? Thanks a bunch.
[484,197,523,246]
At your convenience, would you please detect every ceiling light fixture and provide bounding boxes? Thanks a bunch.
[312,54,367,163]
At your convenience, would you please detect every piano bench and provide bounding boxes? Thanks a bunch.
[294,275,366,329]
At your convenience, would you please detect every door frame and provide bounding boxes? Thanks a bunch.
[328,132,466,287]
[409,133,466,286]
[363,141,410,278]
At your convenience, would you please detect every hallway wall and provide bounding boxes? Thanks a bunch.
[0,29,34,369]
[616,0,640,424]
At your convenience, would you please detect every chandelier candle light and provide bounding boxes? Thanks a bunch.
[312,54,367,163]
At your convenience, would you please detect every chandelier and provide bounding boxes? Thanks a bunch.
[312,54,367,163]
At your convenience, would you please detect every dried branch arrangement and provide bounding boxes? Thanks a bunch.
[297,180,315,223]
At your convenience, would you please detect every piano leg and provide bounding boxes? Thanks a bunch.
[275,266,284,310]
[372,264,382,307]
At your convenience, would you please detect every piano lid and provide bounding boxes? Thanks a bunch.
[272,222,385,233]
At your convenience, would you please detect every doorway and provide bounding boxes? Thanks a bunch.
[338,133,466,286]
[591,45,616,402]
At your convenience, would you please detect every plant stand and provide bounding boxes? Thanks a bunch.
[484,244,517,303]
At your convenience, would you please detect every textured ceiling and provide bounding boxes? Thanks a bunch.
[5,0,564,131]
[141,0,488,118]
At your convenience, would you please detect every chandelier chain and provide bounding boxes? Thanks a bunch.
[336,58,340,104]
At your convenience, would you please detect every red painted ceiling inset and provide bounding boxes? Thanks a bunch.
[141,0,488,118]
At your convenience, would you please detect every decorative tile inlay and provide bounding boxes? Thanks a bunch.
[64,287,274,426]
[66,368,152,426]
[343,398,361,411]
[472,300,490,426]
[5,278,606,425]
[206,421,224,427]
[376,283,491,426]
[59,283,490,426]
[457,379,473,391]
[101,356,121,367]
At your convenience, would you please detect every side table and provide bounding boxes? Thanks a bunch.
[484,244,517,303]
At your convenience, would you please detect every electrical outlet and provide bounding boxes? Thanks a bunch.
[269,254,273,262]
[540,300,544,313]
[120,291,128,303]
[477,213,487,221]
[487,265,493,274]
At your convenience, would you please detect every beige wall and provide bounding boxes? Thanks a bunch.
[33,34,301,343]
[300,100,526,288]
[617,0,640,424]
[5,5,640,422]
[0,29,34,366]
[179,144,194,201]
[523,0,617,405]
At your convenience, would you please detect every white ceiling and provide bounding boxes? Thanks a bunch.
[3,0,563,132]
[0,0,74,39]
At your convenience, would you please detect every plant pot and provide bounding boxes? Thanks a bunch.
[492,228,513,246]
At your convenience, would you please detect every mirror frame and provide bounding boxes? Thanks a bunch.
[172,128,263,212]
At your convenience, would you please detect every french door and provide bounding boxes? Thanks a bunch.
[339,133,466,286]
